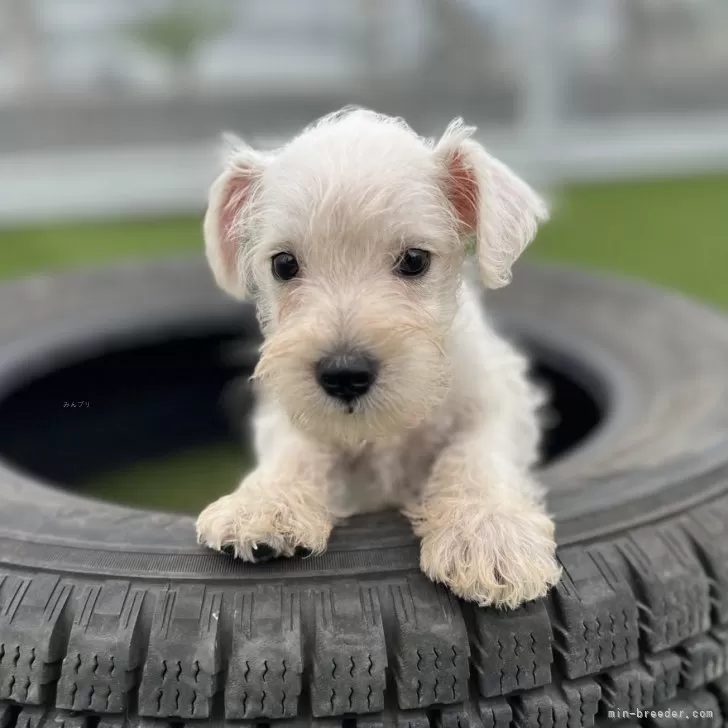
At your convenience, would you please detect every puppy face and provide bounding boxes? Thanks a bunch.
[204,109,548,445]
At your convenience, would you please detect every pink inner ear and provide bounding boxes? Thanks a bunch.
[447,150,479,233]
[218,171,253,276]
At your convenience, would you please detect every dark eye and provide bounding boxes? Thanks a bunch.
[271,252,299,281]
[395,248,430,277]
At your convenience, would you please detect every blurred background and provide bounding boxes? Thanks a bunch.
[1,0,727,303]
[0,0,726,511]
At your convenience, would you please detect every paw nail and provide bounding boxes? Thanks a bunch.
[295,546,313,558]
[220,545,236,557]
[251,543,278,563]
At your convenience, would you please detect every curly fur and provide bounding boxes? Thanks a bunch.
[196,107,561,608]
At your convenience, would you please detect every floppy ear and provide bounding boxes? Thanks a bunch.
[435,119,549,288]
[203,134,266,299]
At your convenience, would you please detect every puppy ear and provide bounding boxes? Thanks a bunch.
[435,119,549,288]
[203,134,266,299]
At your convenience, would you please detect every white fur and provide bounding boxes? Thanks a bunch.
[196,108,561,608]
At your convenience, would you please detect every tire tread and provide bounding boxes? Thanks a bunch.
[1,499,728,727]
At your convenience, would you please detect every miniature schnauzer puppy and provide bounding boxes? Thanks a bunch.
[196,108,561,608]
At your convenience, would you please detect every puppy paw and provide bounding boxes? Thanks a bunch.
[196,490,331,563]
[219,541,279,563]
[418,505,561,609]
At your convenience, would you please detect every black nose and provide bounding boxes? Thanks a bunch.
[315,352,379,403]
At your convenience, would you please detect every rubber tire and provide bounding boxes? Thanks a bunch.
[1,257,728,728]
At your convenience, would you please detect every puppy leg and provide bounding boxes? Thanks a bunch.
[196,425,334,563]
[405,428,561,608]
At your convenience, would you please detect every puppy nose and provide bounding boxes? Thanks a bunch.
[315,352,378,402]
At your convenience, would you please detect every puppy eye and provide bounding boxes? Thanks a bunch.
[271,252,299,281]
[395,248,430,278]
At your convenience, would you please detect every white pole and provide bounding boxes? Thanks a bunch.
[517,0,561,182]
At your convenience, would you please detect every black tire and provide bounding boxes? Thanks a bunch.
[0,257,727,728]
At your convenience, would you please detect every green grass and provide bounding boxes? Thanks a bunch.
[533,174,728,308]
[1,174,726,305]
[0,216,203,278]
[1,173,726,512]
[76,442,249,514]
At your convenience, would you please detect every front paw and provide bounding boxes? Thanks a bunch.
[418,506,561,609]
[196,490,331,563]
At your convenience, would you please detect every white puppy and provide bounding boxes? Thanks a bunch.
[196,108,561,608]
